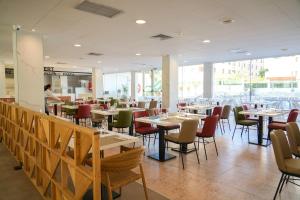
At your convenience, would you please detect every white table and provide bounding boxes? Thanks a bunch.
[239,109,289,146]
[69,130,139,151]
[179,104,214,115]
[135,112,207,162]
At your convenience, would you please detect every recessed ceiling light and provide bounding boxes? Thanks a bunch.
[202,39,211,43]
[136,20,146,24]
[31,29,36,32]
[97,60,102,63]
[73,44,81,47]
[45,56,50,59]
[136,53,141,56]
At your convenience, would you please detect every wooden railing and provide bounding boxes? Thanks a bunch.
[0,101,101,200]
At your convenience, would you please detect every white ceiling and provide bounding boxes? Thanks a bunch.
[0,0,300,73]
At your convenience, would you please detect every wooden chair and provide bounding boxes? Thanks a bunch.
[101,147,148,200]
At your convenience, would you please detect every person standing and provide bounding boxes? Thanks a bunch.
[44,84,61,115]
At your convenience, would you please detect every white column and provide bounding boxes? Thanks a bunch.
[13,28,44,112]
[162,55,178,112]
[92,67,103,99]
[0,65,6,97]
[203,62,214,98]
[131,71,136,100]
[60,76,68,95]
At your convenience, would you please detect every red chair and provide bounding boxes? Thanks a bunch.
[202,106,223,134]
[134,111,159,147]
[196,115,219,160]
[268,109,299,132]
[177,102,186,111]
[99,104,108,110]
[74,104,91,126]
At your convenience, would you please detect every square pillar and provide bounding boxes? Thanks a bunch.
[13,28,44,112]
[92,67,103,99]
[0,66,6,97]
[203,62,214,98]
[131,71,136,100]
[162,55,178,112]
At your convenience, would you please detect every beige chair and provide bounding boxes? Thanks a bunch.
[137,101,146,108]
[220,105,231,132]
[91,112,105,128]
[286,122,300,157]
[149,100,158,109]
[270,130,300,199]
[101,147,148,200]
[164,119,199,169]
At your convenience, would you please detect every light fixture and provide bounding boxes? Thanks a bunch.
[221,17,235,24]
[73,44,81,47]
[136,20,146,24]
[97,60,102,63]
[45,56,50,59]
[136,53,141,56]
[202,39,211,43]
[31,29,36,32]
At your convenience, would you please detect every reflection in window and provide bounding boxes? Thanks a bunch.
[103,72,131,98]
[178,65,204,99]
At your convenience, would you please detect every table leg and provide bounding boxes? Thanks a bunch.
[107,115,113,131]
[54,104,58,116]
[206,109,212,116]
[129,115,134,136]
[75,118,80,125]
[148,127,176,162]
[257,116,263,144]
[172,143,196,154]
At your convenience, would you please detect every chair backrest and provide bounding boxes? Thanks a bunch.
[149,100,158,109]
[100,104,108,110]
[286,122,300,155]
[202,115,219,137]
[242,104,250,119]
[77,104,91,118]
[101,148,144,172]
[116,110,133,127]
[287,110,299,122]
[134,111,151,129]
[177,102,186,108]
[178,119,199,143]
[221,105,231,119]
[137,101,146,108]
[233,106,245,122]
[270,130,293,173]
[110,99,118,106]
[212,106,223,119]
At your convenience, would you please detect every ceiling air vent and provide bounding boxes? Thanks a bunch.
[151,34,173,40]
[75,0,122,18]
[88,52,103,56]
[56,62,67,65]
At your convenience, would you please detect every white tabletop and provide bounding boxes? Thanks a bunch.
[91,107,145,116]
[69,130,139,151]
[239,109,289,117]
[61,105,78,110]
[47,101,65,106]
[180,104,214,111]
[135,112,207,127]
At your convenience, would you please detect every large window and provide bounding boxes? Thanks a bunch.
[213,55,300,108]
[103,72,131,98]
[178,64,204,99]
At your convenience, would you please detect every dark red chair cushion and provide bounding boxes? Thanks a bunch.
[268,122,287,130]
[197,115,219,138]
[135,127,159,135]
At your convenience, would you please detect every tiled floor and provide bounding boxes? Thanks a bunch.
[133,119,300,200]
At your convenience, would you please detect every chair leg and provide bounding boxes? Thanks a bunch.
[247,126,250,143]
[180,145,185,169]
[240,125,244,137]
[197,137,200,149]
[279,174,287,194]
[213,137,218,156]
[202,138,208,160]
[106,174,113,200]
[193,142,200,164]
[273,173,285,200]
[227,119,231,131]
[219,121,223,135]
[148,135,150,148]
[232,125,237,140]
[139,164,149,200]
